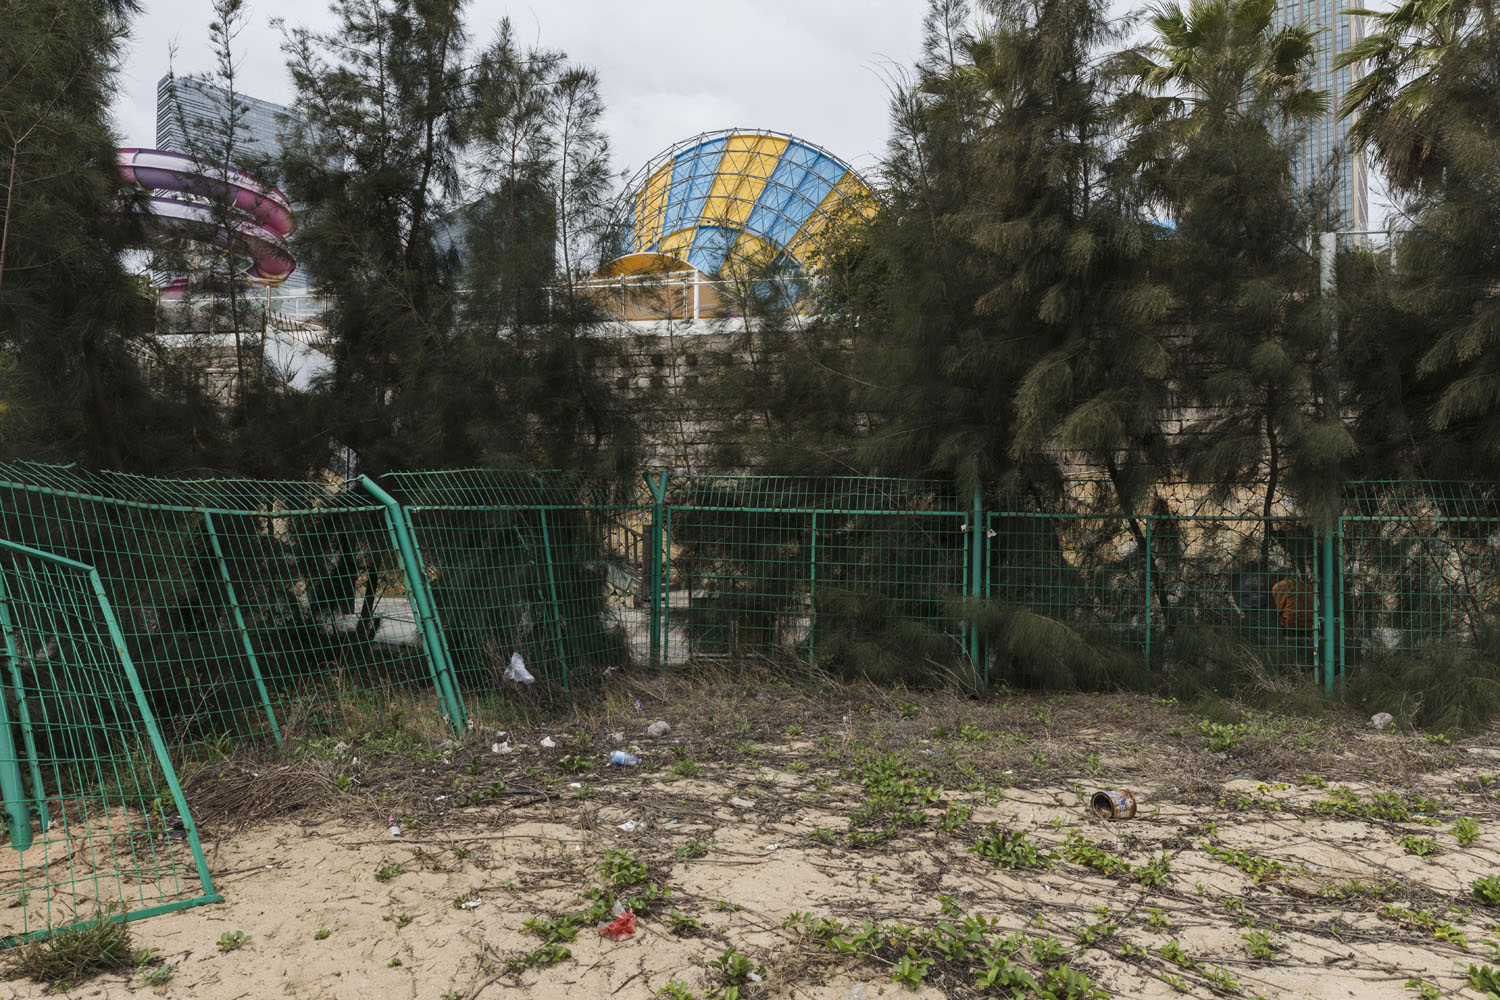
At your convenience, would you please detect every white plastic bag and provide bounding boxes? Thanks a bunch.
[505,651,535,684]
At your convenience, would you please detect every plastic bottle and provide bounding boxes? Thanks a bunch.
[609,750,641,766]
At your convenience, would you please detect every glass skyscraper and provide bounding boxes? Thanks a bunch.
[155,75,309,291]
[155,74,291,166]
[1272,0,1369,230]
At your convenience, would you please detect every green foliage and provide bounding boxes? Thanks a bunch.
[597,849,648,886]
[1350,638,1500,736]
[1241,929,1278,959]
[6,912,135,988]
[1473,876,1500,907]
[216,930,249,952]
[970,824,1049,868]
[1396,833,1438,857]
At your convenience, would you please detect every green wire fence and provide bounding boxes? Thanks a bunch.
[0,538,218,944]
[0,463,1497,942]
[0,462,460,746]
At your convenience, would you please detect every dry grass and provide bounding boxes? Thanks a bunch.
[120,668,1500,999]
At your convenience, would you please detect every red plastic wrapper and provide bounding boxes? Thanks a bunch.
[598,910,637,941]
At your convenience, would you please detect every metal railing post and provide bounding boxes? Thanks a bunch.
[201,512,282,746]
[645,472,668,670]
[1322,529,1336,693]
[1144,518,1153,670]
[536,508,570,697]
[809,510,818,672]
[0,567,38,848]
[969,486,984,670]
[357,476,468,732]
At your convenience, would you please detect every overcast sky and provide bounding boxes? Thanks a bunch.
[111,0,1388,226]
[113,0,937,184]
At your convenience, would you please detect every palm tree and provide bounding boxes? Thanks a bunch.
[1335,0,1495,194]
[1119,0,1328,214]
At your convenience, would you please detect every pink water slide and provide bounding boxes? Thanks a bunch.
[117,147,296,285]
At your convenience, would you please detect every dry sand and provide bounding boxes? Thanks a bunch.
[7,683,1500,999]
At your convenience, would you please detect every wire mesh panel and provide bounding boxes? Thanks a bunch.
[379,470,650,706]
[0,462,449,745]
[987,504,1321,677]
[0,539,218,944]
[1341,482,1500,670]
[664,477,969,677]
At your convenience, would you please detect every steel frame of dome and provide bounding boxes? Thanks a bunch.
[610,128,876,279]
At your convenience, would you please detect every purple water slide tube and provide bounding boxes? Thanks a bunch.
[117,147,296,284]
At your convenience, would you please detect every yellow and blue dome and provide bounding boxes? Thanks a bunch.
[614,129,875,277]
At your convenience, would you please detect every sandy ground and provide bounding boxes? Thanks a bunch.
[8,681,1500,999]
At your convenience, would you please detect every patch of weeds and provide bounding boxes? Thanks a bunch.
[1242,929,1278,959]
[1146,908,1172,931]
[1310,787,1443,825]
[1397,833,1439,857]
[665,909,703,936]
[1201,842,1288,881]
[1084,753,1104,777]
[389,912,413,928]
[452,891,480,909]
[670,758,702,779]
[714,899,742,913]
[598,848,649,886]
[890,948,934,988]
[216,930,250,953]
[1475,876,1500,907]
[140,963,177,987]
[785,723,804,736]
[313,928,332,941]
[1405,977,1442,999]
[1454,817,1481,846]
[808,827,836,845]
[1159,939,1195,969]
[1160,972,1190,992]
[1382,904,1470,948]
[1073,918,1119,946]
[557,754,593,774]
[677,836,713,859]
[1062,832,1133,878]
[897,702,919,719]
[1135,853,1173,887]
[709,946,764,987]
[940,802,973,832]
[522,913,586,943]
[1031,934,1069,965]
[1205,967,1242,992]
[1470,964,1500,995]
[5,912,134,989]
[658,982,697,1000]
[971,824,1050,868]
[504,943,571,972]
[787,761,809,773]
[374,862,406,883]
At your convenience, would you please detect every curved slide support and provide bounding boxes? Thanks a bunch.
[117,147,296,286]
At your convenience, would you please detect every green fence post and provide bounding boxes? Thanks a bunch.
[536,507,570,698]
[86,568,219,902]
[357,476,468,732]
[1336,515,1346,688]
[201,512,282,747]
[809,510,818,672]
[0,568,36,850]
[1311,527,1322,690]
[661,505,673,665]
[1322,529,1336,694]
[644,472,668,670]
[0,567,50,833]
[1144,518,1153,670]
[969,486,984,669]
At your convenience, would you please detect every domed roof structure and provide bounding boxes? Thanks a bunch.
[611,129,875,278]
